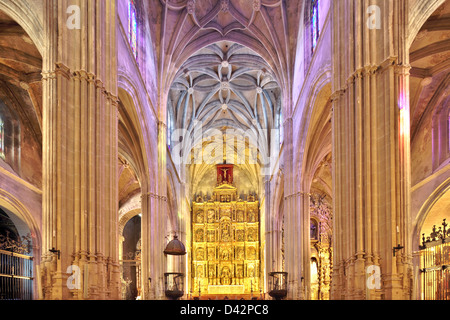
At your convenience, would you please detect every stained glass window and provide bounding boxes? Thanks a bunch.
[0,117,4,160]
[311,0,320,52]
[128,0,138,59]
[167,112,174,150]
[279,111,284,146]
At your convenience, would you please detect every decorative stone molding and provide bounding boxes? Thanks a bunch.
[220,0,229,12]
[253,0,261,12]
[42,63,119,104]
[187,0,196,15]
[141,192,168,202]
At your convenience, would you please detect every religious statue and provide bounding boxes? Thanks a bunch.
[196,211,204,223]
[236,230,244,242]
[247,247,256,260]
[222,249,230,260]
[208,248,215,260]
[197,248,205,261]
[237,247,244,260]
[248,265,255,278]
[221,223,231,242]
[209,266,216,278]
[207,210,215,223]
[221,168,229,184]
[236,266,244,278]
[195,229,204,242]
[197,265,204,278]
[247,228,257,241]
[237,210,244,222]
[248,210,256,222]
[221,267,231,285]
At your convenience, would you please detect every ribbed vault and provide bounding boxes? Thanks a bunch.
[167,41,283,196]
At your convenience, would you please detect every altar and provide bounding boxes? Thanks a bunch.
[208,285,245,295]
[191,164,261,297]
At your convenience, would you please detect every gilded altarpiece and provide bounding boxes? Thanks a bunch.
[310,195,333,300]
[191,165,261,297]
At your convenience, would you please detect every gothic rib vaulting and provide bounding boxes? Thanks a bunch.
[0,0,449,301]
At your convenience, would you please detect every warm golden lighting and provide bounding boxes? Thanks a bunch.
[190,165,261,298]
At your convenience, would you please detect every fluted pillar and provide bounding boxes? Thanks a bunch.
[41,0,119,300]
[283,116,304,300]
[156,121,169,299]
[331,0,412,300]
[141,192,152,299]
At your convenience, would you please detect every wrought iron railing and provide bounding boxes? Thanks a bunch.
[420,219,450,300]
[0,249,34,300]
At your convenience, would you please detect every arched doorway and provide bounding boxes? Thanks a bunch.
[120,214,142,300]
[418,184,450,300]
[0,206,33,300]
[309,192,333,301]
[117,156,142,300]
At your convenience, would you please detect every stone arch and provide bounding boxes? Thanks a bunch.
[413,177,450,251]
[294,73,332,300]
[0,188,41,298]
[408,0,447,49]
[118,72,157,187]
[0,0,44,56]
[296,73,332,186]
[118,193,142,238]
[269,170,285,273]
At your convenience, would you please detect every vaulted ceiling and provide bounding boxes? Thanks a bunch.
[0,10,42,145]
[153,0,303,101]
[167,41,282,197]
[168,41,282,157]
[153,0,303,196]
[410,1,450,140]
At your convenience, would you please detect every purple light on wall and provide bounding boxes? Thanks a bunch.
[398,91,410,138]
[448,113,450,151]
[311,0,320,52]
[128,0,138,59]
[0,117,4,159]
[398,91,408,110]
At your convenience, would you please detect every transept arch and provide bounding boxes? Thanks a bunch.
[408,0,447,49]
[296,78,333,300]
[0,3,43,301]
[0,0,44,56]
[0,188,41,299]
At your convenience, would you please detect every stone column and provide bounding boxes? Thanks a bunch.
[41,0,120,300]
[331,0,412,300]
[264,176,274,294]
[156,120,169,299]
[140,192,152,299]
[283,115,304,300]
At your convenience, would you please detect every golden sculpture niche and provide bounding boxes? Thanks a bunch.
[191,165,261,298]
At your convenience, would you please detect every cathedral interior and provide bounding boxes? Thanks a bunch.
[0,0,449,301]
